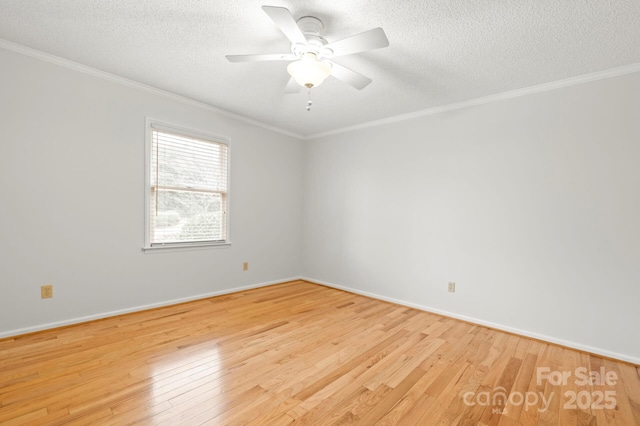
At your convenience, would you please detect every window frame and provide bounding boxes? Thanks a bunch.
[143,118,231,252]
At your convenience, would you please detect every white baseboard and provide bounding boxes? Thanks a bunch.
[300,276,640,365]
[4,276,637,365]
[0,277,300,340]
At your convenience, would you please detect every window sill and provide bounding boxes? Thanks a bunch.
[142,242,231,253]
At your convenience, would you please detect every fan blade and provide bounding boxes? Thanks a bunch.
[261,6,307,45]
[329,62,372,90]
[284,77,302,94]
[324,28,389,57]
[226,53,296,62]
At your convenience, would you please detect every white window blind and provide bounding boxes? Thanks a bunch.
[147,123,229,247]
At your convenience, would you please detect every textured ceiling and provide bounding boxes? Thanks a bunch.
[1,0,639,137]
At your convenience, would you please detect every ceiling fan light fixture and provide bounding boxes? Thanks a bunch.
[287,53,331,88]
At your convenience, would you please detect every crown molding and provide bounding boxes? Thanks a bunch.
[305,63,640,140]
[0,39,304,140]
[3,38,638,142]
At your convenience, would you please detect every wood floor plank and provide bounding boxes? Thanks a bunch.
[0,280,637,425]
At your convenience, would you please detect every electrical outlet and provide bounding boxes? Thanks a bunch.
[448,282,456,293]
[41,284,53,299]
[243,262,249,271]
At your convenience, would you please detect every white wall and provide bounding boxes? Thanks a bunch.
[302,72,640,363]
[0,47,304,335]
[2,44,638,364]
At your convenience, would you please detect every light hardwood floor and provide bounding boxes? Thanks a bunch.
[1,280,638,425]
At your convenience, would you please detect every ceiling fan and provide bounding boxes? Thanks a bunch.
[226,6,389,94]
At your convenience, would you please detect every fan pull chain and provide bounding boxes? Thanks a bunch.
[306,87,313,112]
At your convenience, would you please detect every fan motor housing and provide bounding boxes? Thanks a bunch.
[292,16,331,57]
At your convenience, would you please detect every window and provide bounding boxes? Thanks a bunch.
[144,119,229,250]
